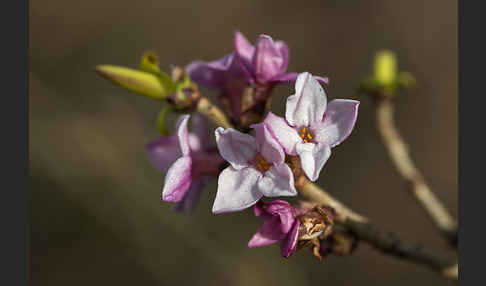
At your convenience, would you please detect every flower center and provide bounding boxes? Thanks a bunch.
[299,127,314,143]
[254,154,271,172]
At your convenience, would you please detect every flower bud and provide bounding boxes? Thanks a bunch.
[166,66,201,110]
[140,50,161,74]
[374,50,397,87]
[96,65,171,100]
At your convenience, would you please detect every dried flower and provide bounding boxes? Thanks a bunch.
[294,202,335,260]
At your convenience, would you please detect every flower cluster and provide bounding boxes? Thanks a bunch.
[99,31,359,259]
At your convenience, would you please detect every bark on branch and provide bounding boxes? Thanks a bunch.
[296,177,457,280]
[376,97,457,247]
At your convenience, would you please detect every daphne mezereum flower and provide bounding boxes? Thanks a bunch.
[264,72,359,181]
[146,114,223,212]
[186,31,328,118]
[186,51,248,117]
[212,123,297,214]
[248,200,300,258]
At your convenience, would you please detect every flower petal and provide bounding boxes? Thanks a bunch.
[312,99,360,147]
[314,75,330,85]
[270,73,329,85]
[280,219,300,258]
[212,166,263,214]
[173,176,210,212]
[185,53,235,89]
[252,35,285,83]
[264,200,296,234]
[274,40,289,73]
[162,156,192,202]
[146,135,181,173]
[234,31,254,73]
[258,163,297,198]
[248,216,286,248]
[176,115,191,156]
[215,127,257,170]
[191,114,212,150]
[263,112,302,155]
[253,200,272,220]
[251,121,285,165]
[296,142,331,182]
[285,72,327,127]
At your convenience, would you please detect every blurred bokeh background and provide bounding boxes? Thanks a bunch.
[30,0,457,285]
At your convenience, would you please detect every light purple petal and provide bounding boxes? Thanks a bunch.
[258,163,297,198]
[314,75,330,85]
[215,127,257,170]
[185,53,235,89]
[312,99,359,147]
[176,115,191,156]
[173,176,210,212]
[162,156,192,202]
[248,216,286,248]
[146,135,181,173]
[296,142,331,182]
[274,40,289,74]
[285,72,327,127]
[263,112,302,155]
[212,166,263,214]
[190,113,212,150]
[252,35,285,83]
[234,31,254,73]
[280,219,300,258]
[251,122,285,165]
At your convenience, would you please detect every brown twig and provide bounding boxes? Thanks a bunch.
[295,176,368,223]
[343,220,457,280]
[376,97,457,247]
[296,177,457,280]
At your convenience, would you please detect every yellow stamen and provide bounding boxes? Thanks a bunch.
[255,154,271,172]
[299,127,314,143]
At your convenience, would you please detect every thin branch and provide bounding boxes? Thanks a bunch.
[376,97,457,247]
[195,96,457,280]
[295,176,368,223]
[196,97,233,129]
[296,177,457,280]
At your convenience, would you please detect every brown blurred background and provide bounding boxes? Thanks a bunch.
[30,0,457,285]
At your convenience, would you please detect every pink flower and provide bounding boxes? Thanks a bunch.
[248,200,300,258]
[147,114,223,212]
[264,72,359,181]
[212,123,297,214]
[186,31,329,118]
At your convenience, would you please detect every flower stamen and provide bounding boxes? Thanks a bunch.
[299,127,314,143]
[254,154,271,172]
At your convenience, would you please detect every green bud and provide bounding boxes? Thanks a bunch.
[374,50,397,87]
[140,51,161,74]
[96,65,170,100]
